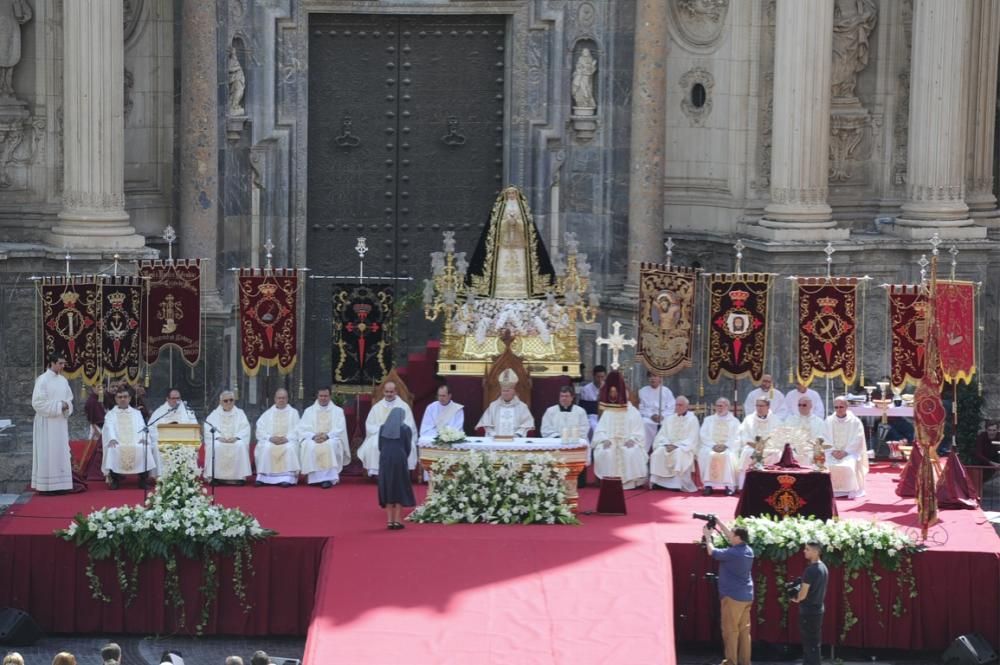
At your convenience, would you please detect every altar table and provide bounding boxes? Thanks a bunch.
[418,437,589,511]
[735,467,838,521]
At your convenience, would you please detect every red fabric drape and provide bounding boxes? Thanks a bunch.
[936,454,977,509]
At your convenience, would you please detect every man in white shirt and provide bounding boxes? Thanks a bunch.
[254,388,301,487]
[784,395,827,467]
[592,371,648,489]
[737,397,784,489]
[357,381,418,476]
[743,374,787,420]
[419,384,465,441]
[578,365,606,435]
[31,354,75,494]
[638,374,676,452]
[101,386,158,489]
[540,385,590,439]
[825,397,868,498]
[203,390,252,484]
[698,397,741,496]
[297,385,349,489]
[783,382,825,419]
[649,396,699,492]
[477,369,535,437]
[148,388,198,478]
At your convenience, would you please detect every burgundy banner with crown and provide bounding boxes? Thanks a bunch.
[99,276,144,383]
[888,284,927,391]
[40,277,101,383]
[139,259,201,367]
[238,268,298,376]
[934,280,976,384]
[796,277,859,387]
[331,284,394,385]
[707,273,773,383]
[637,263,698,377]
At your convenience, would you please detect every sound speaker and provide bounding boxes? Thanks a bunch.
[0,608,42,646]
[943,633,999,665]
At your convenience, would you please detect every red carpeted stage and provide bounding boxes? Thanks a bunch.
[0,465,997,664]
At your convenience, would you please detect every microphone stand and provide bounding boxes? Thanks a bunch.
[139,404,179,503]
[204,420,219,499]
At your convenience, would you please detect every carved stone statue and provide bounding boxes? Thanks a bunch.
[571,48,597,110]
[831,0,878,101]
[0,0,33,99]
[227,47,246,116]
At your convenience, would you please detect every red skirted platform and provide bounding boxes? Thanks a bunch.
[0,464,997,664]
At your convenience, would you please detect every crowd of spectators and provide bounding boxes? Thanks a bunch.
[2,646,297,665]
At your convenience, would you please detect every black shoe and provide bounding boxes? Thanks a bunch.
[236,479,246,486]
[254,480,264,487]
[320,481,333,489]
[725,488,735,497]
[702,487,713,496]
[279,482,292,488]
[137,473,149,490]
[107,474,119,490]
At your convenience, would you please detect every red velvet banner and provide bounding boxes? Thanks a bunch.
[98,276,143,383]
[238,268,298,376]
[888,285,927,390]
[796,277,859,387]
[707,273,772,383]
[934,280,976,384]
[39,277,101,383]
[637,263,697,377]
[139,259,201,366]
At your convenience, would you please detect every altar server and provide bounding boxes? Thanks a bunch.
[825,397,868,498]
[649,395,700,492]
[743,374,787,420]
[592,371,648,489]
[477,369,535,437]
[31,354,74,493]
[203,390,252,484]
[540,385,590,439]
[254,388,301,487]
[419,384,465,441]
[297,385,349,488]
[358,381,417,475]
[698,397,741,496]
[101,386,158,489]
[638,374,675,451]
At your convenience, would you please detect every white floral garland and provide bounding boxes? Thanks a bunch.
[451,299,569,344]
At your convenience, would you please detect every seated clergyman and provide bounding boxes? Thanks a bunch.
[540,385,590,440]
[254,388,301,487]
[737,398,784,489]
[784,395,827,467]
[358,381,417,476]
[419,384,465,441]
[591,371,648,490]
[476,369,535,438]
[825,397,868,498]
[148,387,198,477]
[297,385,349,489]
[203,390,252,484]
[101,386,158,490]
[697,397,741,496]
[649,396,700,492]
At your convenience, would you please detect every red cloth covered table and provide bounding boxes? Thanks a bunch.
[735,468,838,520]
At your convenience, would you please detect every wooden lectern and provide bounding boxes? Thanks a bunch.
[157,423,202,447]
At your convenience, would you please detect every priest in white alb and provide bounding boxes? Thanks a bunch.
[743,374,787,420]
[31,354,75,494]
[419,384,465,442]
[254,388,301,487]
[697,397,741,496]
[148,388,198,478]
[297,385,349,489]
[737,397,784,489]
[203,390,252,484]
[638,374,675,451]
[649,395,699,492]
[101,386,158,489]
[825,397,868,498]
[784,395,828,467]
[358,381,417,475]
[477,369,535,438]
[592,371,648,489]
[782,382,825,419]
[540,385,590,440]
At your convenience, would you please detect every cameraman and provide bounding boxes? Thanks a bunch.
[792,541,828,665]
[703,521,754,665]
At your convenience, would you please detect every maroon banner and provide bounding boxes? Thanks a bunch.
[40,277,101,384]
[139,259,201,366]
[707,273,773,383]
[238,268,298,376]
[934,280,976,384]
[637,263,697,377]
[796,277,859,387]
[99,276,143,383]
[888,285,927,391]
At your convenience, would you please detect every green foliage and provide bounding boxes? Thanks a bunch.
[952,379,983,464]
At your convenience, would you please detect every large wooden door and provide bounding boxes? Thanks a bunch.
[306,13,506,391]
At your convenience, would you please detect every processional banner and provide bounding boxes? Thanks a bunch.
[706,273,773,383]
[796,277,859,387]
[637,263,697,377]
[934,280,976,384]
[39,277,101,383]
[331,284,394,385]
[238,268,298,376]
[139,259,201,366]
[98,276,143,383]
[914,274,945,533]
[888,285,927,390]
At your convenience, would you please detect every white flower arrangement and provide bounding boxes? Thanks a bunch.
[432,425,467,447]
[409,451,579,525]
[452,299,569,344]
[56,444,275,633]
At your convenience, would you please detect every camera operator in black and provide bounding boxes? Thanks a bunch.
[702,519,754,665]
[792,541,828,665]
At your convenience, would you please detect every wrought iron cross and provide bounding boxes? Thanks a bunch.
[162,225,177,262]
[664,237,675,271]
[596,320,637,371]
[263,237,275,271]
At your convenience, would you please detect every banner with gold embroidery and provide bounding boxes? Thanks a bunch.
[796,277,859,387]
[98,276,143,383]
[332,284,393,385]
[238,268,298,376]
[707,273,773,383]
[934,280,976,384]
[40,277,101,383]
[888,284,927,390]
[139,259,201,366]
[637,263,698,376]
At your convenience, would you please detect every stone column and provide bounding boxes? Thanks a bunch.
[895,0,984,238]
[965,0,1000,219]
[179,0,223,306]
[625,0,668,291]
[757,0,846,239]
[50,1,144,249]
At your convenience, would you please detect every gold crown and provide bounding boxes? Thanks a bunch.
[60,291,79,306]
[776,474,797,488]
[729,290,749,304]
[259,282,278,297]
[817,296,838,308]
[106,291,127,307]
[913,300,928,314]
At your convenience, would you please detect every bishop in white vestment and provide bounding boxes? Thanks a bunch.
[203,391,252,483]
[358,381,418,475]
[297,387,349,488]
[101,388,158,488]
[743,374,787,419]
[591,372,648,489]
[737,398,784,489]
[148,389,198,478]
[649,396,700,492]
[825,398,868,498]
[784,396,828,467]
[419,384,465,441]
[638,375,676,451]
[476,370,535,438]
[255,389,301,486]
[540,386,590,440]
[31,356,74,493]
[697,398,742,495]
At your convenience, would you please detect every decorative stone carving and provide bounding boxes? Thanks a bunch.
[570,44,598,141]
[0,0,32,100]
[679,67,714,127]
[227,46,246,117]
[752,1,777,191]
[123,67,135,123]
[123,0,144,45]
[892,0,913,186]
[668,0,730,50]
[828,110,869,181]
[831,0,877,102]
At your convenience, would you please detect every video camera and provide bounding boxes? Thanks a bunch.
[693,512,718,530]
[784,576,802,599]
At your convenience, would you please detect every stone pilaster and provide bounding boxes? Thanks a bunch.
[50,0,144,249]
[965,0,1000,220]
[894,0,985,239]
[754,0,845,240]
[625,0,667,292]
